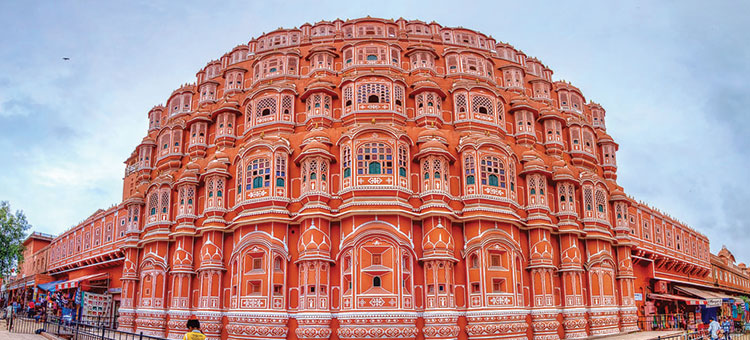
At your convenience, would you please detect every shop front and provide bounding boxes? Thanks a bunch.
[50,273,112,324]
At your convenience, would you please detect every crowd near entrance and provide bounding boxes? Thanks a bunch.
[639,280,750,336]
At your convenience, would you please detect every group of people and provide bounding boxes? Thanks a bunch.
[0,290,80,326]
[708,316,736,340]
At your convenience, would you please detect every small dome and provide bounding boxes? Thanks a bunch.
[554,165,574,177]
[596,130,614,143]
[207,158,227,171]
[527,157,545,168]
[214,149,230,161]
[422,222,455,253]
[131,189,144,199]
[179,168,198,181]
[303,139,330,153]
[297,222,331,254]
[418,128,447,141]
[421,138,447,152]
[303,128,330,142]
[521,149,538,161]
[610,186,625,197]
[186,160,201,171]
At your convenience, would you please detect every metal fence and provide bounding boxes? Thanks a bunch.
[7,315,167,340]
[639,313,687,331]
[653,330,750,340]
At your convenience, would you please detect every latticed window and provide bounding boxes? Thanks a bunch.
[559,184,576,212]
[281,95,293,115]
[584,186,594,212]
[357,142,393,175]
[342,146,352,178]
[357,45,387,63]
[398,145,408,177]
[148,192,158,216]
[446,55,458,72]
[509,161,516,193]
[275,155,286,188]
[595,188,607,216]
[247,158,271,189]
[160,190,169,215]
[186,187,194,213]
[256,97,277,117]
[287,57,298,75]
[394,85,404,108]
[471,95,494,116]
[343,86,353,108]
[545,120,562,142]
[307,94,331,116]
[571,94,583,112]
[516,111,534,133]
[357,83,390,104]
[455,93,467,114]
[464,155,476,185]
[237,159,243,195]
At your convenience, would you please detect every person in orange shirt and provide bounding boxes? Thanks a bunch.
[182,318,206,340]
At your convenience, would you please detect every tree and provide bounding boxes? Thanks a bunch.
[0,201,32,279]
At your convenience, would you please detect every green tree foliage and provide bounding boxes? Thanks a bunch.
[0,201,32,279]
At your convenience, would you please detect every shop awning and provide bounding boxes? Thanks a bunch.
[37,280,66,292]
[649,293,706,305]
[675,286,727,307]
[55,273,108,291]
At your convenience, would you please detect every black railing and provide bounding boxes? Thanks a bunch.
[8,315,166,340]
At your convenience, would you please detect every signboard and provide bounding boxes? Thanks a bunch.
[108,288,122,294]
[82,292,112,318]
[707,298,722,308]
[634,293,643,301]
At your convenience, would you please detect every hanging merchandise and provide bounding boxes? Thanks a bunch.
[82,292,112,318]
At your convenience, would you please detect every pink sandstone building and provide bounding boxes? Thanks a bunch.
[34,16,750,340]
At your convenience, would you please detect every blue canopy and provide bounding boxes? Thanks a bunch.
[37,280,66,292]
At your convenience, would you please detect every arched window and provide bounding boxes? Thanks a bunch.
[488,174,498,186]
[357,83,390,104]
[470,254,479,268]
[480,156,505,188]
[366,54,377,61]
[357,142,393,175]
[373,276,381,287]
[247,158,271,189]
[342,146,352,178]
[454,93,468,115]
[368,162,381,174]
[398,145,408,177]
[471,95,494,117]
[275,155,286,188]
[464,154,476,185]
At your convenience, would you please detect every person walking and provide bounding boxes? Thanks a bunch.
[709,317,721,340]
[722,316,732,340]
[183,318,206,340]
[5,302,13,330]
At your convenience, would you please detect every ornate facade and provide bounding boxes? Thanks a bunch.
[44,17,724,340]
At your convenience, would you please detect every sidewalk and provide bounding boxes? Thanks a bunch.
[593,330,685,340]
[0,327,47,340]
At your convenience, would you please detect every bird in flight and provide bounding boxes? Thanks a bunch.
[62,57,70,61]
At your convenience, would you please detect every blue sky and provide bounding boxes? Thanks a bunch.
[1,1,748,259]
